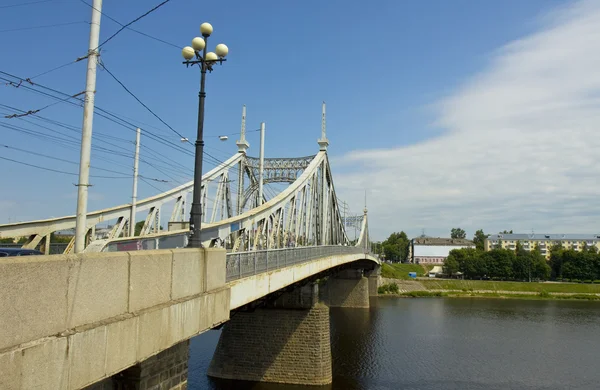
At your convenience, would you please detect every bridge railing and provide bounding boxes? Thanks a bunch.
[225,245,369,282]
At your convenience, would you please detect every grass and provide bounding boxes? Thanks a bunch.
[420,279,600,294]
[396,290,600,301]
[381,263,429,280]
[378,283,400,294]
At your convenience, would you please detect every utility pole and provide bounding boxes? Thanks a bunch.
[74,0,103,253]
[129,128,141,236]
[258,122,265,205]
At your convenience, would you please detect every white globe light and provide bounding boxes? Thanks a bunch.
[191,37,205,51]
[215,43,228,58]
[182,46,195,60]
[205,52,218,61]
[200,22,213,36]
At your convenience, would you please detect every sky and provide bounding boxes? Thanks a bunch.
[1,0,596,241]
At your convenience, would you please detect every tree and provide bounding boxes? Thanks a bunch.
[134,221,164,236]
[134,221,145,236]
[500,230,513,234]
[381,232,410,262]
[450,227,466,239]
[473,229,487,251]
[486,249,515,279]
[0,237,14,244]
[443,253,460,276]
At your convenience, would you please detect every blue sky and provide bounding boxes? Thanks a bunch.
[3,0,592,241]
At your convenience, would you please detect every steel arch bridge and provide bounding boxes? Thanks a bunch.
[0,106,371,254]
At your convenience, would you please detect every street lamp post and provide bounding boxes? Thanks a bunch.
[181,22,228,248]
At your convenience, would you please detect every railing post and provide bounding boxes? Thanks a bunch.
[238,253,241,279]
[254,251,257,275]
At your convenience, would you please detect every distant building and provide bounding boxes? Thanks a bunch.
[410,237,475,264]
[485,233,600,259]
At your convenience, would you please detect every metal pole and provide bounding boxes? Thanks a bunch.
[130,127,141,236]
[74,0,102,253]
[188,35,209,248]
[236,105,247,214]
[258,122,265,205]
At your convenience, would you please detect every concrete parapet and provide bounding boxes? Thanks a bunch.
[0,248,229,390]
[325,269,370,308]
[208,284,332,385]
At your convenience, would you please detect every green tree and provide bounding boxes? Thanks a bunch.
[0,237,14,244]
[450,227,466,239]
[443,253,460,276]
[486,249,515,279]
[50,232,73,243]
[500,230,513,234]
[472,229,487,251]
[134,221,145,236]
[381,232,410,262]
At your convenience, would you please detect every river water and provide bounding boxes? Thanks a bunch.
[188,298,600,390]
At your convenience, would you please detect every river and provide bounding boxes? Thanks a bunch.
[188,298,600,389]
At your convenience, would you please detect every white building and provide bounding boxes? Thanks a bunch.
[410,237,475,264]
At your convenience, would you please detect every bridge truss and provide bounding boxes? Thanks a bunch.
[0,106,370,254]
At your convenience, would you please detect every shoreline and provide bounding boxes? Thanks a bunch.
[378,290,600,301]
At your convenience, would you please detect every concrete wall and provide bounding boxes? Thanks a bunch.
[0,248,229,390]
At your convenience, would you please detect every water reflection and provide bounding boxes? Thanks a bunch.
[189,298,600,390]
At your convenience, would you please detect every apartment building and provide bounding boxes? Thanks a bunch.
[484,233,600,259]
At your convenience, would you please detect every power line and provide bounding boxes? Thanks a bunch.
[0,21,88,34]
[98,61,191,144]
[0,0,54,9]
[4,91,85,118]
[140,177,165,193]
[0,155,129,179]
[30,61,80,80]
[77,0,180,49]
[1,144,169,182]
[0,71,195,156]
[95,0,174,50]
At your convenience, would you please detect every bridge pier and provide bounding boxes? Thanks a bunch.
[208,283,332,386]
[83,341,189,390]
[365,265,382,297]
[324,269,370,308]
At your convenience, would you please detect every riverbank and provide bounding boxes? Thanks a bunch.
[378,274,600,301]
[388,290,600,301]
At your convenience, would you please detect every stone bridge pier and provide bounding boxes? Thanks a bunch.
[207,283,332,386]
[323,268,372,308]
[365,265,382,297]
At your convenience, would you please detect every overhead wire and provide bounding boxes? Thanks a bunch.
[0,155,130,179]
[0,71,195,158]
[98,61,191,144]
[0,143,165,182]
[77,0,180,49]
[0,21,88,34]
[94,0,174,51]
[0,0,54,8]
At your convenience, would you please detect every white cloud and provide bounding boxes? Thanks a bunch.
[334,0,600,240]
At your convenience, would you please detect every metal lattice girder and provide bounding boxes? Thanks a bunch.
[195,151,351,252]
[0,153,245,248]
[245,155,315,182]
